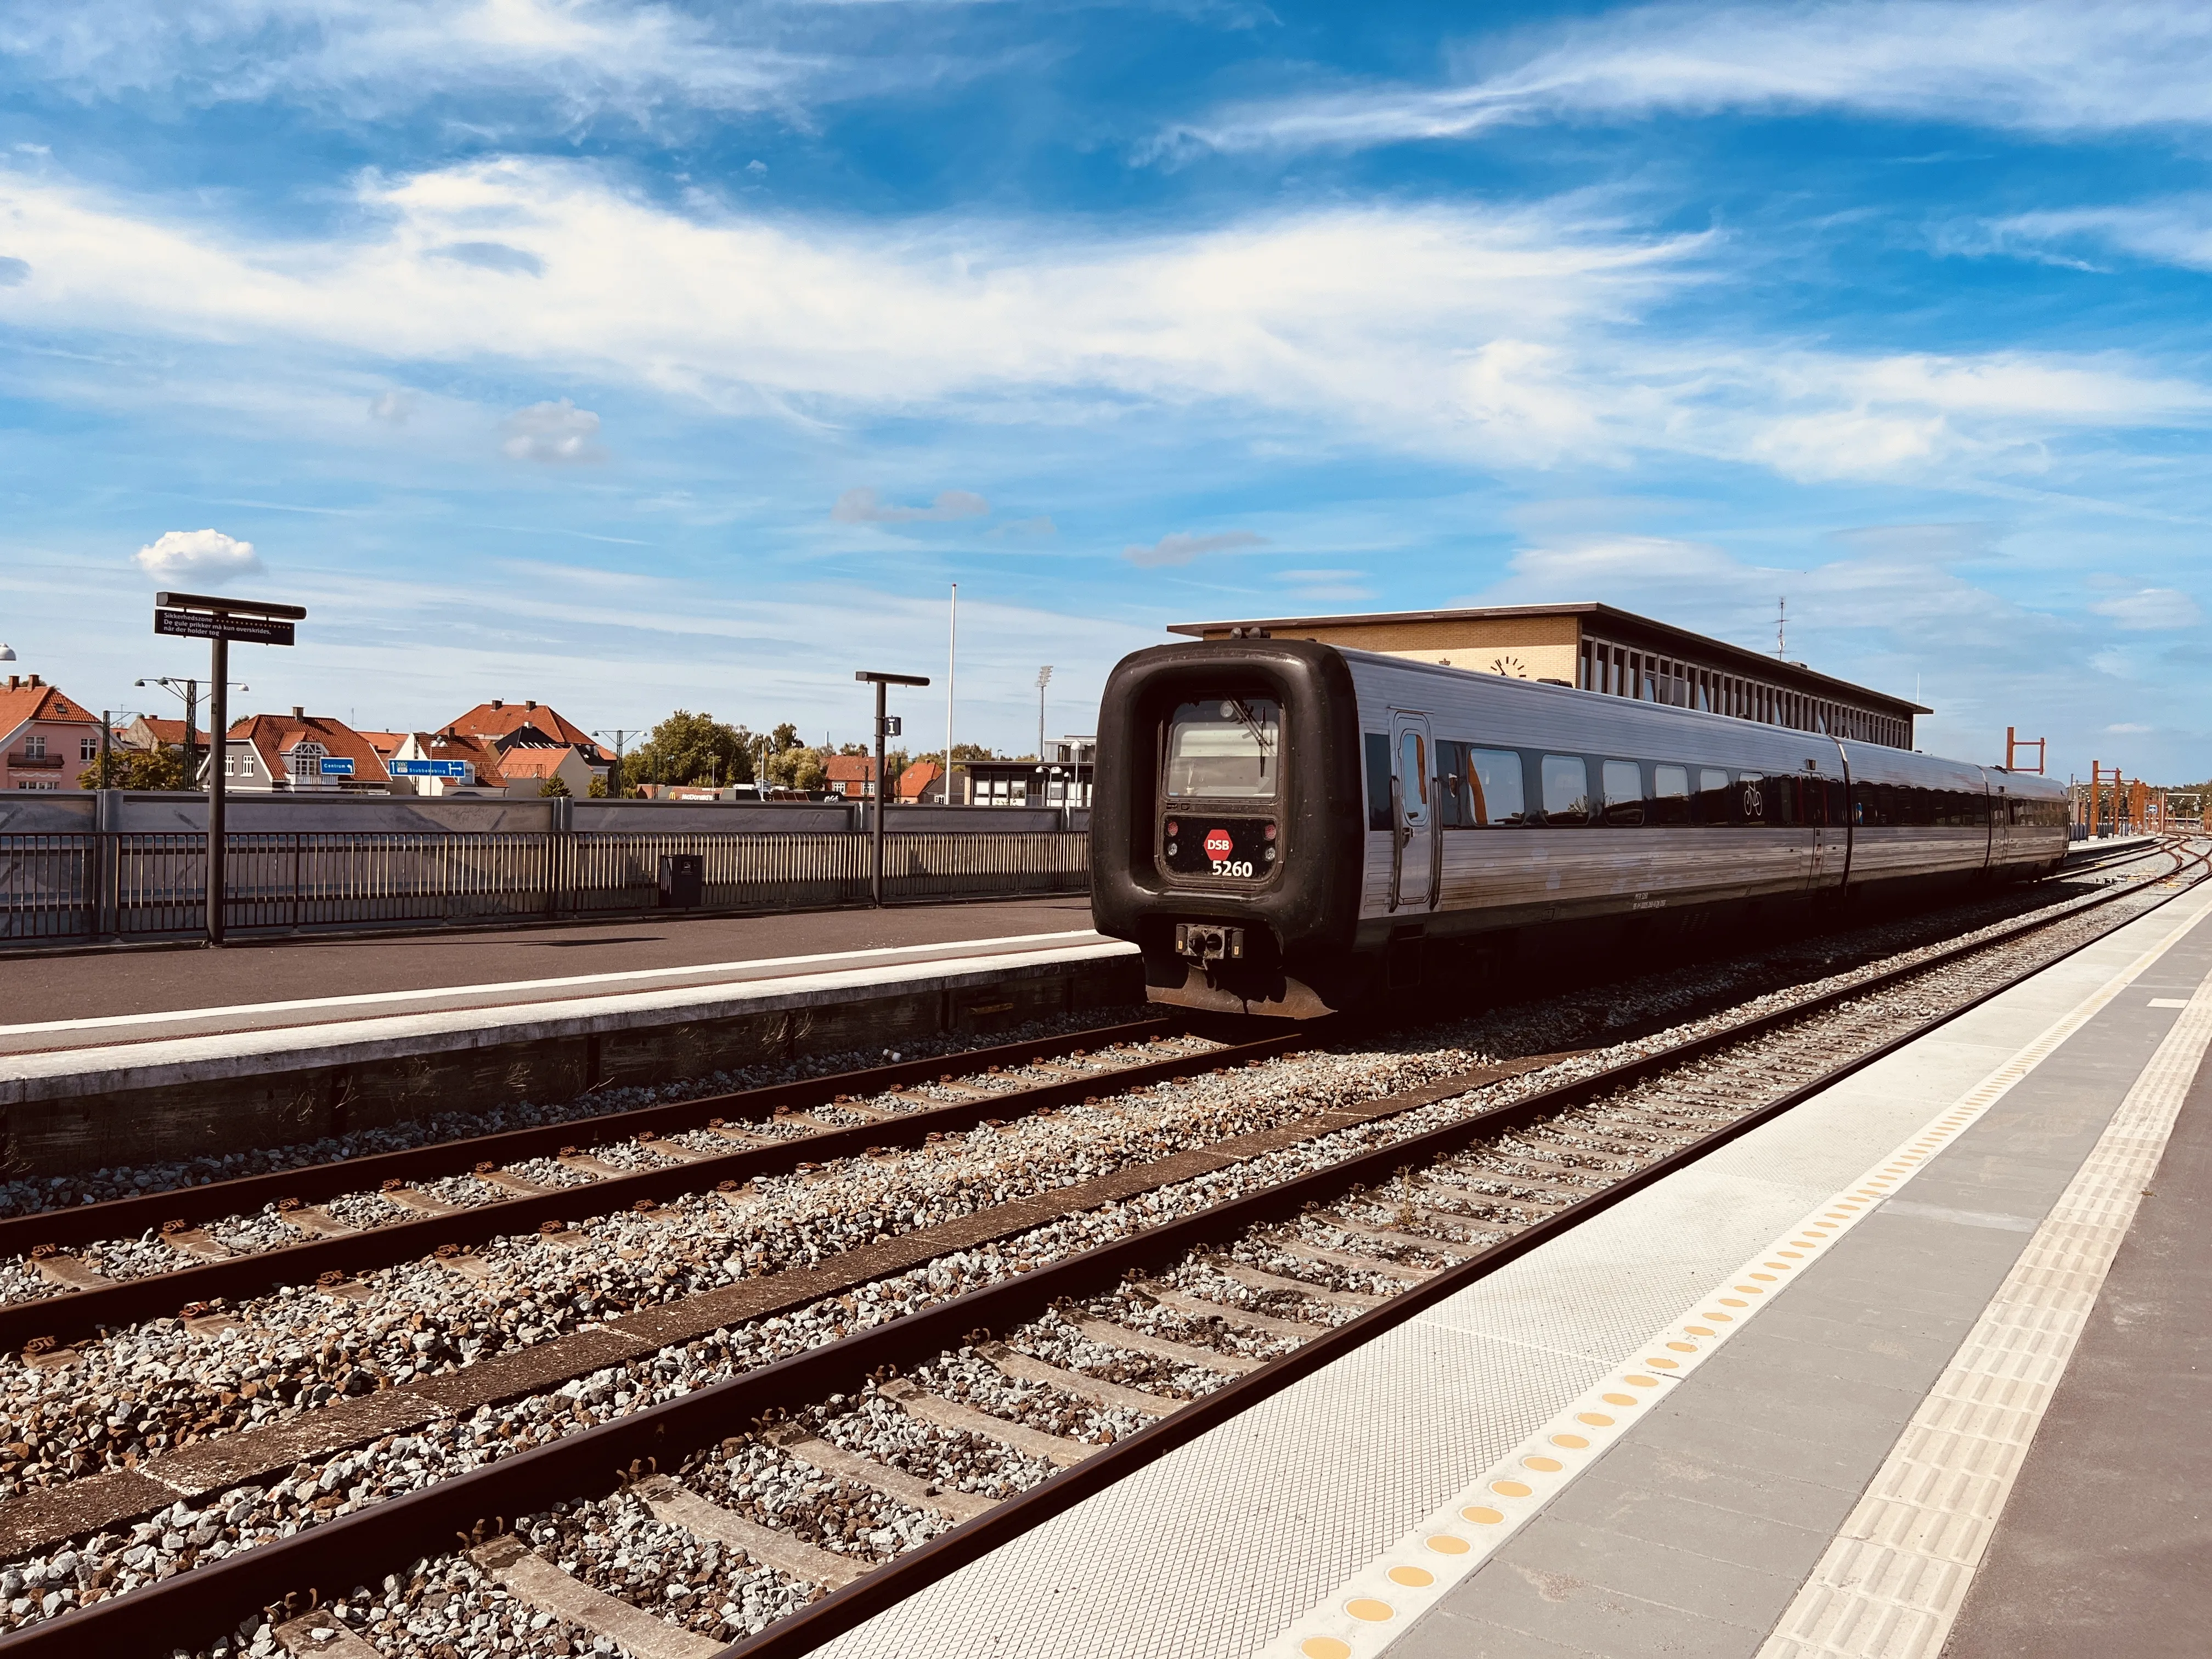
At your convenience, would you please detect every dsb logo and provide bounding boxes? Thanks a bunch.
[1203,828,1234,859]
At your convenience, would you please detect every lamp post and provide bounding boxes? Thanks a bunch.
[856,670,930,907]
[1035,665,1053,770]
[593,730,644,799]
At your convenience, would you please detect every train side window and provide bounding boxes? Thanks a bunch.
[1435,741,1472,827]
[1695,767,1730,826]
[1541,755,1590,826]
[1601,760,1645,827]
[1363,733,1392,831]
[1400,731,1430,825]
[1652,764,1691,826]
[1766,773,1799,825]
[1463,747,1527,826]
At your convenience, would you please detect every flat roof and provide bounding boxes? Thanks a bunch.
[1166,601,1932,716]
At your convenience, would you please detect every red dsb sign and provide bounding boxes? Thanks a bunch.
[1203,828,1234,859]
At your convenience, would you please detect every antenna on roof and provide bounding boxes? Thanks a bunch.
[1775,596,1787,660]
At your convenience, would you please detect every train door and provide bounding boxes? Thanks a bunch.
[1808,766,1846,890]
[1388,713,1438,915]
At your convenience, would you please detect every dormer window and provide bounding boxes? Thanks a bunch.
[290,740,326,781]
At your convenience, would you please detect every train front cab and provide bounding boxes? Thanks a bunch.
[1088,640,1367,1018]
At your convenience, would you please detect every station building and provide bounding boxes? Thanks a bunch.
[1169,601,1926,750]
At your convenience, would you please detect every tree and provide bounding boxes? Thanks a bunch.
[78,748,190,791]
[624,710,757,787]
[587,772,608,798]
[949,742,1004,761]
[769,723,802,754]
[538,775,571,797]
[765,744,827,793]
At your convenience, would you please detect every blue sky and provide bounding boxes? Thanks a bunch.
[0,0,2207,775]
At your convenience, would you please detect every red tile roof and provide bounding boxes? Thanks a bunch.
[227,712,391,785]
[356,730,408,760]
[495,746,578,781]
[136,716,212,749]
[409,731,507,788]
[824,754,877,783]
[445,701,601,755]
[897,759,943,801]
[0,676,98,736]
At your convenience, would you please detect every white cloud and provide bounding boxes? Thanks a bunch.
[134,527,262,580]
[1125,529,1267,567]
[1162,0,2212,156]
[501,398,603,463]
[0,158,2204,487]
[2091,587,2202,630]
[0,0,862,131]
[1973,200,2212,273]
[0,256,26,286]
[2105,721,2152,732]
[832,487,990,524]
[368,389,415,424]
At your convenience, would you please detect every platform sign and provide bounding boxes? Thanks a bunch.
[391,759,470,779]
[154,608,296,646]
[318,756,356,777]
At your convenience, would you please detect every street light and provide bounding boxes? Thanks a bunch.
[592,730,645,798]
[856,670,930,907]
[1035,665,1053,775]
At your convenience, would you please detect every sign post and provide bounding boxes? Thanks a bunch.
[856,670,930,908]
[154,590,307,946]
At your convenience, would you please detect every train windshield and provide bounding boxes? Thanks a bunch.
[1166,698,1281,798]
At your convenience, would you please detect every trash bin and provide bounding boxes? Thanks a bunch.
[657,853,704,909]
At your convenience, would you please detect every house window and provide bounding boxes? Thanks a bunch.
[24,736,44,759]
[81,736,99,761]
[289,741,326,782]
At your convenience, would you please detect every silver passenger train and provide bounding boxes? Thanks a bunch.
[1090,638,2070,1018]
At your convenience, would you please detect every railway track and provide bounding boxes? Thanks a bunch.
[0,838,2191,1656]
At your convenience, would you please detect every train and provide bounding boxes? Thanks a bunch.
[1089,637,2071,1018]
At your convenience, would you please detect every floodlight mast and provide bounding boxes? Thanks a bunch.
[856,670,930,907]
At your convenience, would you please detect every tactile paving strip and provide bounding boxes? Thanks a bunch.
[1259,889,2212,1659]
[1754,948,2212,1658]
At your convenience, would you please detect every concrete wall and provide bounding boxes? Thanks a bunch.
[0,792,1087,836]
[0,949,1143,1177]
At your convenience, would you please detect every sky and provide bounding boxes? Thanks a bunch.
[0,0,2207,775]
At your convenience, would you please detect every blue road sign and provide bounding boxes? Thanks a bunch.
[390,759,469,778]
[318,756,356,777]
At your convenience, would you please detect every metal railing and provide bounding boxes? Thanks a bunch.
[0,828,1090,942]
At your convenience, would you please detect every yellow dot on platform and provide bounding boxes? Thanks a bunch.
[1491,1479,1533,1498]
[1778,1252,1804,1260]
[1551,1433,1590,1449]
[1626,1374,1660,1387]
[1645,1358,1680,1369]
[1705,1311,1735,1322]
[1347,1599,1395,1623]
[1302,1641,1352,1659]
[1667,1341,1697,1352]
[1750,1273,1777,1282]
[1720,1297,1748,1307]
[1524,1455,1564,1472]
[1390,1566,1435,1589]
[1426,1535,1471,1555]
[1685,1326,1716,1337]
[1577,1412,1615,1427]
[1463,1506,1505,1525]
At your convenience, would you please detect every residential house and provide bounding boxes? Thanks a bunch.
[355,731,408,771]
[221,708,391,793]
[961,737,1097,807]
[823,754,878,800]
[443,700,612,786]
[896,759,944,803]
[481,743,593,798]
[388,730,511,797]
[0,676,101,791]
[119,715,212,757]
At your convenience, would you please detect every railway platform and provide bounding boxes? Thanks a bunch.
[0,898,1137,1176]
[814,856,2212,1659]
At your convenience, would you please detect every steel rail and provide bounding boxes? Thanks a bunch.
[2,843,2195,1655]
[0,1017,1185,1258]
[10,854,2157,1350]
[0,1028,1309,1353]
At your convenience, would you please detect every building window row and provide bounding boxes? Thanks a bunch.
[1577,636,1908,750]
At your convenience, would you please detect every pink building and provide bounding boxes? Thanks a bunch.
[0,675,101,792]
